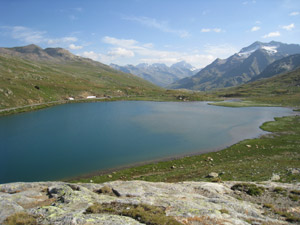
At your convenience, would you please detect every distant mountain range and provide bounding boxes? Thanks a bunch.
[0,44,162,109]
[169,41,300,91]
[110,61,200,87]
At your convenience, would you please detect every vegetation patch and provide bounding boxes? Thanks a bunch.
[3,212,37,225]
[85,202,182,225]
[231,183,265,196]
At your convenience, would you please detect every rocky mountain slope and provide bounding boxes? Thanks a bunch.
[0,45,162,109]
[169,41,300,91]
[1,181,299,224]
[251,54,300,82]
[110,61,199,87]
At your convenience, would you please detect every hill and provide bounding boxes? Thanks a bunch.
[110,61,199,87]
[169,41,300,91]
[0,45,164,109]
[216,67,300,106]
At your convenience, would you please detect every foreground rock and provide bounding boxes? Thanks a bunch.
[0,181,299,224]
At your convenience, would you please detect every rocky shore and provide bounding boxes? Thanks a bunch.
[0,181,299,224]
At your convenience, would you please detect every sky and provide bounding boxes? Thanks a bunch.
[0,0,299,68]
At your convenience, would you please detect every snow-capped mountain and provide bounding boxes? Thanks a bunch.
[110,61,200,87]
[169,41,300,91]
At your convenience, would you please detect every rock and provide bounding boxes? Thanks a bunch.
[206,172,219,178]
[246,145,252,148]
[95,185,120,197]
[288,168,300,174]
[206,157,213,161]
[108,174,112,178]
[171,165,176,169]
[271,174,280,181]
[0,181,298,224]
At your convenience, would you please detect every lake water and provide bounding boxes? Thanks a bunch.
[0,101,296,183]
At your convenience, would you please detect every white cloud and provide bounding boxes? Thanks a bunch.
[201,28,211,32]
[102,36,138,47]
[69,15,77,21]
[262,31,280,38]
[251,26,260,32]
[201,28,223,33]
[281,23,295,31]
[81,51,99,61]
[123,16,190,38]
[69,44,83,50]
[94,36,235,67]
[204,44,238,58]
[0,26,80,47]
[243,0,256,5]
[289,11,299,16]
[48,36,78,45]
[107,48,135,57]
[3,26,46,44]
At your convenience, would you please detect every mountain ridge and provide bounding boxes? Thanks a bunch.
[110,61,200,87]
[169,41,300,91]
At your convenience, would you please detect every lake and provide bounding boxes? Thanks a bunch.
[0,101,296,183]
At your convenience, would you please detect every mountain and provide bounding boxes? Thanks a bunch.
[110,61,199,87]
[216,67,300,106]
[0,45,162,109]
[251,54,300,82]
[169,41,300,91]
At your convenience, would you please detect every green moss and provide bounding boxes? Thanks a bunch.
[85,202,182,225]
[3,212,37,225]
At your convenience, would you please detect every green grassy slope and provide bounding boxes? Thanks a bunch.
[0,54,164,109]
[215,67,300,106]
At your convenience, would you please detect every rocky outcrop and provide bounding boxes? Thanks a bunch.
[0,181,299,224]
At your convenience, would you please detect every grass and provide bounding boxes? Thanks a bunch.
[72,115,300,184]
[3,212,37,225]
[85,202,183,225]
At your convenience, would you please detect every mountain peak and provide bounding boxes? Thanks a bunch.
[12,44,43,54]
[171,61,193,70]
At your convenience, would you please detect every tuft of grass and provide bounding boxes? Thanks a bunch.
[85,202,182,225]
[231,183,265,196]
[273,187,287,194]
[219,209,229,214]
[289,194,299,201]
[3,212,37,225]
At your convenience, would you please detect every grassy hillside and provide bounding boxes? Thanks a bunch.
[215,67,300,106]
[0,53,165,109]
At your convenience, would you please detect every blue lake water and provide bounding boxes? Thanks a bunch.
[0,101,296,183]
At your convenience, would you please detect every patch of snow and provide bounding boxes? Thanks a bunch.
[86,96,96,99]
[261,45,278,54]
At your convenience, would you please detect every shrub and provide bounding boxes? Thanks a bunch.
[231,183,265,196]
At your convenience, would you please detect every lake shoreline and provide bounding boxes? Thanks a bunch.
[72,114,300,184]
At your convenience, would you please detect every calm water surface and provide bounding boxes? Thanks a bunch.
[0,101,296,183]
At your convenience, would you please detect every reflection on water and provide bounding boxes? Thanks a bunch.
[0,101,296,183]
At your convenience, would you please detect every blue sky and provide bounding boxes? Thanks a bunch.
[0,0,299,68]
